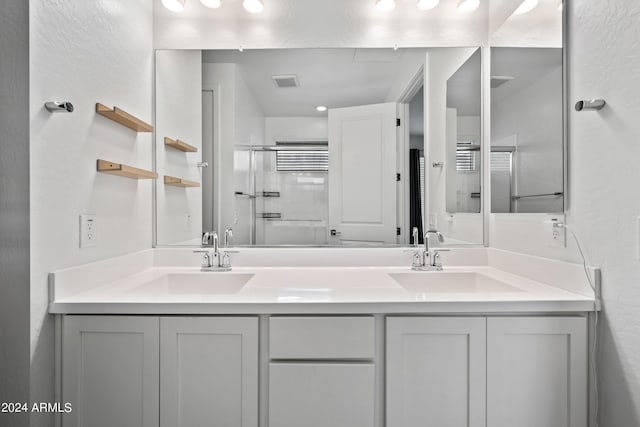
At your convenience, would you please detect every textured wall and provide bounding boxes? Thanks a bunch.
[29,1,153,425]
[567,1,640,425]
[0,1,30,426]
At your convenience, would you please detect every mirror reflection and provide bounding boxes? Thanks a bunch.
[490,0,564,214]
[446,50,482,215]
[155,47,483,246]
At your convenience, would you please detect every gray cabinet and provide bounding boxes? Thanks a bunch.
[160,317,259,427]
[62,316,160,427]
[386,317,487,427]
[268,316,377,427]
[486,317,588,427]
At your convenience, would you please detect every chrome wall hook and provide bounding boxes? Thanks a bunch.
[45,101,74,113]
[574,99,606,111]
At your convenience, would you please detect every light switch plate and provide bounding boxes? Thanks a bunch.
[80,214,97,248]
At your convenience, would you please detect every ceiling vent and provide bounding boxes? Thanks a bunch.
[491,76,515,88]
[272,74,300,88]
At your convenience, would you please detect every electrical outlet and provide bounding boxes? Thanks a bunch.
[546,217,565,248]
[79,214,97,248]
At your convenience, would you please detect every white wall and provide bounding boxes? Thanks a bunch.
[0,1,30,425]
[426,48,483,244]
[202,63,265,244]
[29,1,154,426]
[155,50,203,245]
[265,117,328,145]
[567,1,640,424]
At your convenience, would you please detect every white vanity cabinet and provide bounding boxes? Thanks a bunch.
[268,316,377,427]
[386,316,588,427]
[486,317,588,427]
[159,317,259,427]
[62,316,160,427]
[61,314,588,427]
[386,317,487,427]
[62,316,258,427]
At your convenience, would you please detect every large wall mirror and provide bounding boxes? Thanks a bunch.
[153,0,567,247]
[154,47,483,246]
[489,0,565,214]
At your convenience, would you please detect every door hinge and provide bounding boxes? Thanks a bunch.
[396,118,401,127]
[396,173,401,182]
[397,227,401,236]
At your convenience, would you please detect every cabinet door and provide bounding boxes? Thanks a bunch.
[62,316,159,427]
[487,317,587,427]
[160,317,258,427]
[269,363,375,427]
[386,317,486,427]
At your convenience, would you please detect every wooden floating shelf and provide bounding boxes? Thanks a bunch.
[164,175,200,188]
[164,137,198,152]
[97,159,158,180]
[95,103,153,133]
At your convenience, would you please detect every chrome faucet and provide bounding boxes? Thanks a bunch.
[224,228,233,248]
[195,231,235,271]
[410,228,447,271]
[202,231,215,246]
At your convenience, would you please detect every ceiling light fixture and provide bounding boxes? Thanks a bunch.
[243,0,264,13]
[375,0,396,11]
[316,106,328,112]
[162,0,186,12]
[200,0,221,8]
[417,0,439,11]
[513,0,538,15]
[457,0,479,13]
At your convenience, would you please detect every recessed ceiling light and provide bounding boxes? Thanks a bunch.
[162,0,186,12]
[316,106,328,112]
[417,0,439,11]
[243,0,264,13]
[513,0,538,15]
[200,0,221,8]
[457,0,479,12]
[376,0,396,11]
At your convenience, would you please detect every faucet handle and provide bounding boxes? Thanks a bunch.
[193,250,213,268]
[430,249,449,269]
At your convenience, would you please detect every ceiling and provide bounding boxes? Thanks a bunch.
[203,48,428,116]
[491,47,562,103]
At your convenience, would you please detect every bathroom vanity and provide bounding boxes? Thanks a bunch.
[50,248,597,427]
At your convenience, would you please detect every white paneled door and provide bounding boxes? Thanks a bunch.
[328,102,398,244]
[62,316,160,427]
[386,317,487,427]
[160,317,259,427]
[487,317,588,427]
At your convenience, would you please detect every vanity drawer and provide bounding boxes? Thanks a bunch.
[269,316,375,359]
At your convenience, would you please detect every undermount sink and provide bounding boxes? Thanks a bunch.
[129,273,254,295]
[388,272,525,293]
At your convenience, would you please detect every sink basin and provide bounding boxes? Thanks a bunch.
[389,272,524,293]
[129,273,254,295]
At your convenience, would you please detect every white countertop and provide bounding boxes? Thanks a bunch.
[49,256,598,314]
